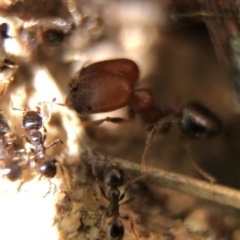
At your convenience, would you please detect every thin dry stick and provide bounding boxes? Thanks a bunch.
[172,122,216,183]
[82,152,240,210]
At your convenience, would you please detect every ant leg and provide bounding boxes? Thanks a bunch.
[46,139,64,149]
[87,148,110,202]
[120,215,139,240]
[42,125,47,143]
[172,121,216,183]
[43,178,57,198]
[141,123,158,174]
[86,117,131,126]
[87,148,100,183]
[17,179,25,192]
[120,125,158,201]
[21,134,32,144]
[35,106,41,114]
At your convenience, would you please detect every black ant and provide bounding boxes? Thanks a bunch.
[160,102,221,139]
[88,149,140,240]
[11,100,65,190]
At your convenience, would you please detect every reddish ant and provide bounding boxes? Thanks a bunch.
[65,58,165,128]
[88,146,152,240]
[67,59,221,182]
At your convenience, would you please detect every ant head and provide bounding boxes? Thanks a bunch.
[106,218,124,240]
[104,163,124,187]
[2,162,22,181]
[22,111,42,131]
[39,158,57,178]
[178,102,221,139]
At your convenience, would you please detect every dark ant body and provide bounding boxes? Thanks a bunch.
[162,102,222,139]
[66,58,164,128]
[12,104,63,180]
[103,162,126,240]
[88,150,138,240]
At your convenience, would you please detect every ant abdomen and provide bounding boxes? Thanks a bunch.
[79,59,139,84]
[38,158,57,178]
[178,102,221,139]
[106,218,124,240]
[66,71,134,114]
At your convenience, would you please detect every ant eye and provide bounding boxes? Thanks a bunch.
[42,29,65,45]
[179,102,221,139]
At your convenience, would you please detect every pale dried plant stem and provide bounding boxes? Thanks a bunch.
[82,153,240,210]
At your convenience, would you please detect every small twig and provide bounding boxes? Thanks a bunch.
[82,151,240,210]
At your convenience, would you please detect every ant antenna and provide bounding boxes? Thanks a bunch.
[141,123,158,174]
[38,98,65,122]
[65,0,82,26]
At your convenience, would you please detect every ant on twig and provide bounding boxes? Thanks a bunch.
[87,148,150,240]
